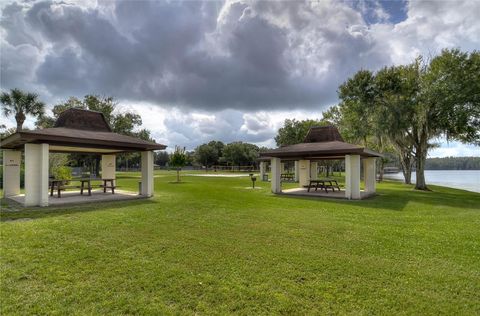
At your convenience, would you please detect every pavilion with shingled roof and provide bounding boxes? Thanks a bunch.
[259,126,382,200]
[1,108,166,207]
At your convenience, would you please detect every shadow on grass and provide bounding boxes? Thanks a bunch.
[116,175,142,179]
[0,198,158,222]
[273,182,480,212]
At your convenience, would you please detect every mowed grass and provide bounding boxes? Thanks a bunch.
[1,171,479,315]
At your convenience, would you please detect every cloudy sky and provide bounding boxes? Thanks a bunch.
[1,0,479,156]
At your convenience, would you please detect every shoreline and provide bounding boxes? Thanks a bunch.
[383,170,480,193]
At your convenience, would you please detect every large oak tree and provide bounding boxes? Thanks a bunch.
[331,49,480,190]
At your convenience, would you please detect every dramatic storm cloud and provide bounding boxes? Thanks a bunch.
[1,0,480,154]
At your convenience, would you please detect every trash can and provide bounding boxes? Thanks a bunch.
[262,174,268,181]
[138,181,142,195]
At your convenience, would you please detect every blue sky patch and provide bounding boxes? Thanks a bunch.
[348,0,408,24]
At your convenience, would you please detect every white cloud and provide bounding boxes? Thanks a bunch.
[371,0,480,65]
[127,105,323,150]
[429,141,480,158]
[1,0,479,154]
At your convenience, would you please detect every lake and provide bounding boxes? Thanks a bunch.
[384,170,480,193]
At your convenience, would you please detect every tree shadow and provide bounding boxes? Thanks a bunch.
[273,183,480,212]
[0,197,158,222]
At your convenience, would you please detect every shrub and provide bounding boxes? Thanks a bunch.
[52,166,72,180]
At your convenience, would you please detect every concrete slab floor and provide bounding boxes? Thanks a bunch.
[281,188,374,200]
[7,189,145,207]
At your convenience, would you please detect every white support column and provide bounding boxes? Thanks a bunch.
[364,157,376,194]
[141,151,154,197]
[259,161,266,181]
[345,155,361,200]
[2,150,21,197]
[24,143,49,207]
[298,160,311,187]
[310,161,318,180]
[271,157,281,193]
[101,154,116,185]
[294,161,299,182]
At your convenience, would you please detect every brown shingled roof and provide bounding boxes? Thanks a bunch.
[304,126,344,142]
[1,109,166,152]
[260,126,381,159]
[54,108,112,132]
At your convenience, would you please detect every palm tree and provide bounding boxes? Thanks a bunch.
[0,88,45,132]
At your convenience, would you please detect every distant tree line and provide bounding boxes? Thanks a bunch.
[154,140,263,170]
[425,157,480,170]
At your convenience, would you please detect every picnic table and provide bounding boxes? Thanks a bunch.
[50,179,88,198]
[49,178,116,198]
[99,179,116,194]
[307,179,341,193]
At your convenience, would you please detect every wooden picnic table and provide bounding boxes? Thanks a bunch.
[49,178,116,198]
[307,179,341,193]
[49,179,67,198]
[100,179,116,194]
[79,179,92,196]
[50,178,93,198]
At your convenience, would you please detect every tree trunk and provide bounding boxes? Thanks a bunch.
[176,169,180,182]
[378,159,385,182]
[15,112,25,132]
[414,144,428,190]
[402,162,412,184]
[399,154,413,184]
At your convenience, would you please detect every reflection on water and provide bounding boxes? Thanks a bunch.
[384,170,480,193]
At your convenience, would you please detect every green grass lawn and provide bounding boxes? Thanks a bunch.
[1,171,479,315]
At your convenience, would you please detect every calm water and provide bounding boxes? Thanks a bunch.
[384,170,480,193]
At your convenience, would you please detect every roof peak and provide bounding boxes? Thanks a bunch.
[54,108,112,132]
[303,125,344,143]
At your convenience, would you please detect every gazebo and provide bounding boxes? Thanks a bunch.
[1,108,166,206]
[259,126,382,200]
